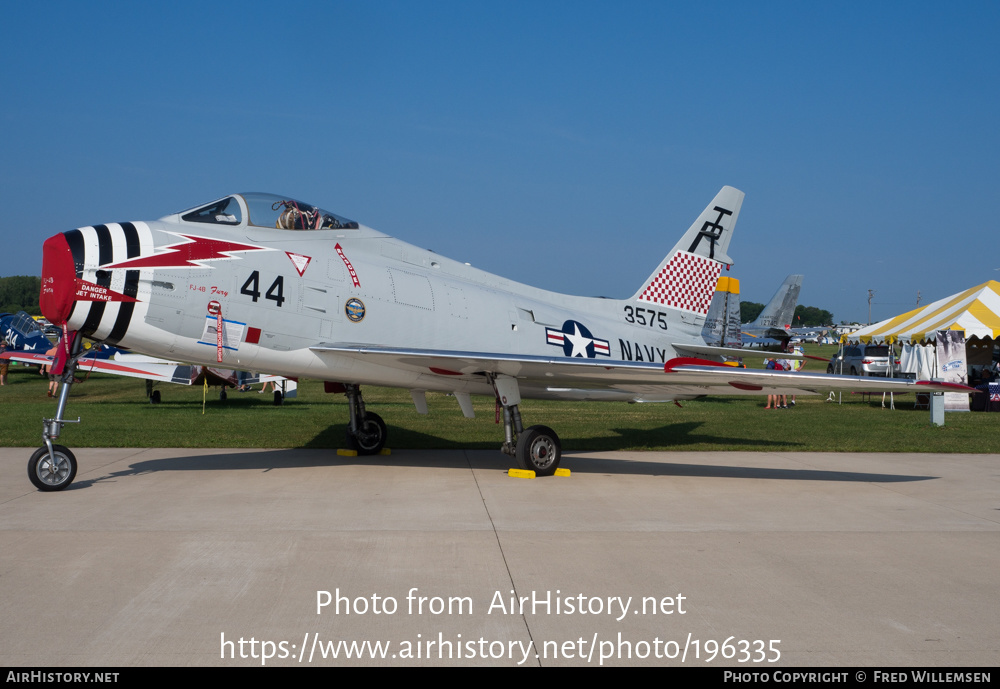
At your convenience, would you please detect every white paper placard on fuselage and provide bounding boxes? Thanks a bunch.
[197,316,246,351]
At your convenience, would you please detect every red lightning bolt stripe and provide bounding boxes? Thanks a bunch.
[101,233,270,270]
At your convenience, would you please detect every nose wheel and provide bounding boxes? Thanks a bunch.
[28,445,78,492]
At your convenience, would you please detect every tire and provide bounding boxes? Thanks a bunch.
[28,445,77,492]
[273,391,283,406]
[515,425,561,476]
[219,388,227,402]
[150,390,161,404]
[826,365,833,374]
[346,412,387,455]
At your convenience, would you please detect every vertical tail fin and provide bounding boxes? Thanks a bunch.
[748,274,803,330]
[631,186,744,316]
[702,277,742,346]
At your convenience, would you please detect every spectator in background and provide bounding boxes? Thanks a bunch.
[764,358,781,409]
[0,337,8,386]
[782,344,805,407]
[42,344,59,397]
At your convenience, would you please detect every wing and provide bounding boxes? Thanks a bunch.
[1,351,196,384]
[744,326,792,341]
[310,344,972,399]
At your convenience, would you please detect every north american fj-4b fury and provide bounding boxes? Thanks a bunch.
[22,187,970,490]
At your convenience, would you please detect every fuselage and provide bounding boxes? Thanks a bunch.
[41,193,710,401]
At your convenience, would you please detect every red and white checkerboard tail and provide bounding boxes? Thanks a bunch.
[629,186,744,316]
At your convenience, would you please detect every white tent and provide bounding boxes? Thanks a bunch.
[848,282,1000,412]
[851,280,1000,344]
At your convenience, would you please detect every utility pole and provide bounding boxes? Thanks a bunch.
[867,289,875,324]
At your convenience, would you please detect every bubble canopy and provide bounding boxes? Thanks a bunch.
[176,193,359,230]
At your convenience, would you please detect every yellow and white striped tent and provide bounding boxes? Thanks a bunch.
[852,280,1000,344]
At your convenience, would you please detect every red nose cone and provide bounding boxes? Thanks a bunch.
[40,233,77,326]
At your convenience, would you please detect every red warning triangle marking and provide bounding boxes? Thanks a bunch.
[286,252,312,276]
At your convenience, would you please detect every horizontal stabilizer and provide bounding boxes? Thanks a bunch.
[672,343,806,359]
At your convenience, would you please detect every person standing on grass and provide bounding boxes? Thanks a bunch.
[781,344,805,407]
[764,358,780,409]
[0,337,8,386]
[42,344,59,397]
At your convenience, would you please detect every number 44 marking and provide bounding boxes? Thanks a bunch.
[240,271,286,307]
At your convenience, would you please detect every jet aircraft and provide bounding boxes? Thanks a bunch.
[701,276,743,349]
[740,274,803,347]
[26,188,971,490]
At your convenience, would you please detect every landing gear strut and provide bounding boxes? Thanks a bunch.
[344,384,386,455]
[491,374,562,476]
[29,331,84,491]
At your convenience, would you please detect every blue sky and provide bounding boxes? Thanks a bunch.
[2,1,997,323]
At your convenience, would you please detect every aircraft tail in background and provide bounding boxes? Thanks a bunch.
[746,274,803,331]
[702,277,742,347]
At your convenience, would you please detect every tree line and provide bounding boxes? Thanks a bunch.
[740,301,834,327]
[0,276,41,314]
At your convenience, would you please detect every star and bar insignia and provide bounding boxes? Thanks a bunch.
[545,320,610,358]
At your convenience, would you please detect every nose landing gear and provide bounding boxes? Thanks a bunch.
[30,330,84,491]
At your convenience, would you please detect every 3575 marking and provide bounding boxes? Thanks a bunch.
[624,306,668,330]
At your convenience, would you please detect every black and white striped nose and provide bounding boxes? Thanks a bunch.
[44,222,152,345]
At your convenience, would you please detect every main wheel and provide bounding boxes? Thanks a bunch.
[273,390,283,406]
[515,425,561,476]
[826,365,834,374]
[346,412,387,455]
[28,445,78,492]
[150,390,161,404]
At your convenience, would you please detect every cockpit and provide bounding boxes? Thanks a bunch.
[6,312,43,337]
[176,192,359,230]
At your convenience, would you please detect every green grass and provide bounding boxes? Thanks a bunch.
[1,358,997,453]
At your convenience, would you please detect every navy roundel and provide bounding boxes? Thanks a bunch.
[544,320,611,358]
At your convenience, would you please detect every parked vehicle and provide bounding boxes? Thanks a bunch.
[827,344,899,376]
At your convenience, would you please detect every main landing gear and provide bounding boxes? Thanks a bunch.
[343,384,387,455]
[490,374,562,476]
[28,331,84,491]
[335,378,561,474]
